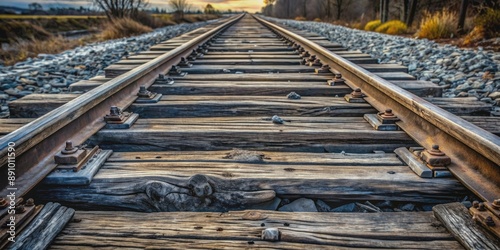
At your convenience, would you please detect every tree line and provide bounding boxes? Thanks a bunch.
[262,0,499,28]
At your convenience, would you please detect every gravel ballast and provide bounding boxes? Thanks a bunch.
[0,20,218,118]
[263,16,500,113]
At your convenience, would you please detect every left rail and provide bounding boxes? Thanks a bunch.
[0,14,244,198]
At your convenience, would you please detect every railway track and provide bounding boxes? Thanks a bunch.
[1,14,499,249]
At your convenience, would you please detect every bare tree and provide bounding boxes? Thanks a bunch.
[332,0,353,20]
[380,0,389,22]
[406,0,417,26]
[169,0,192,20]
[92,0,149,19]
[321,0,333,20]
[28,2,43,12]
[457,0,468,33]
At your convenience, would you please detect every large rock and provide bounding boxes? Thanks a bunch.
[331,203,357,212]
[278,198,318,212]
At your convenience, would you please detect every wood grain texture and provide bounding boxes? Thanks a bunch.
[85,116,413,151]
[461,116,500,135]
[129,96,376,118]
[0,118,33,136]
[433,203,500,250]
[424,97,492,116]
[10,202,74,250]
[107,150,405,166]
[35,148,465,211]
[149,81,352,96]
[172,72,333,82]
[49,210,462,249]
[8,94,78,118]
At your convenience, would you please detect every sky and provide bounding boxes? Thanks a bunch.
[1,0,263,12]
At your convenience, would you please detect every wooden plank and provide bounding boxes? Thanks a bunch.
[461,116,500,135]
[424,97,492,116]
[87,117,414,152]
[433,203,500,250]
[68,80,103,92]
[138,50,300,56]
[8,94,79,118]
[359,64,408,73]
[36,153,464,211]
[49,210,462,249]
[173,73,332,82]
[191,59,302,65]
[0,118,33,136]
[152,80,349,95]
[392,81,443,97]
[128,54,302,60]
[105,65,319,77]
[374,72,415,80]
[107,150,405,166]
[9,202,74,250]
[128,96,375,118]
[12,93,486,119]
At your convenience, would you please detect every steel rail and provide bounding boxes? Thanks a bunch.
[0,14,244,198]
[254,15,500,202]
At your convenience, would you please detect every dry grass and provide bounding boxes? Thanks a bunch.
[313,18,322,22]
[295,16,307,21]
[416,9,457,39]
[474,8,500,39]
[375,20,408,35]
[0,36,84,65]
[0,15,105,19]
[0,13,219,65]
[100,18,152,40]
[0,20,52,43]
[364,20,381,31]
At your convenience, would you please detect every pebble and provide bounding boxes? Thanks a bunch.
[265,17,500,109]
[271,115,284,124]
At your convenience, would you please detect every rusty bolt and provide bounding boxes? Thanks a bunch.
[109,106,121,116]
[25,198,34,207]
[492,199,500,210]
[16,205,26,214]
[472,200,479,208]
[333,74,345,84]
[381,109,396,118]
[485,216,496,226]
[351,88,364,98]
[62,141,78,155]
[0,198,8,208]
[428,145,445,156]
[321,64,330,70]
[137,86,152,98]
[478,202,486,211]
